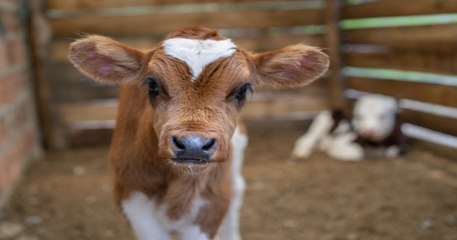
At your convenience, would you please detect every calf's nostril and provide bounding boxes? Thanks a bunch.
[202,138,217,151]
[172,136,186,150]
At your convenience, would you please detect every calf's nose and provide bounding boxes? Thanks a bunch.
[171,135,217,164]
[361,129,377,138]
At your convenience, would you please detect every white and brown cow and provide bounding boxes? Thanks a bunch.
[292,94,407,161]
[69,27,329,240]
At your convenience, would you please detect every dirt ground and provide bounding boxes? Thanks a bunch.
[0,120,456,240]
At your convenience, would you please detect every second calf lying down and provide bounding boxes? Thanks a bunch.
[292,95,407,161]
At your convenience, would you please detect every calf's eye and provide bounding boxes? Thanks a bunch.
[148,78,160,97]
[235,83,252,106]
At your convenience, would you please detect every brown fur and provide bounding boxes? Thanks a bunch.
[69,27,329,238]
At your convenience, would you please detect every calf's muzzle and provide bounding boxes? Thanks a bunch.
[171,135,218,164]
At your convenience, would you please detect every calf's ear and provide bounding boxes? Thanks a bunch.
[69,35,145,83]
[252,44,329,89]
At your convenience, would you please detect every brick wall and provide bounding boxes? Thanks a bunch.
[0,0,41,208]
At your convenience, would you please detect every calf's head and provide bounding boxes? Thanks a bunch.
[352,95,398,141]
[69,27,328,169]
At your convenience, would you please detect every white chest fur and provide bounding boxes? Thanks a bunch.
[122,191,209,240]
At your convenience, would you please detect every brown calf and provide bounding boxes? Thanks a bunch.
[69,27,328,240]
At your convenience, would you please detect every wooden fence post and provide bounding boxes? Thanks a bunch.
[325,0,346,109]
[26,0,66,148]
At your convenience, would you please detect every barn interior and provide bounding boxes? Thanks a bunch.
[0,0,456,239]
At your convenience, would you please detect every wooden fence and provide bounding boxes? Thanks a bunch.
[30,0,457,151]
[340,0,457,153]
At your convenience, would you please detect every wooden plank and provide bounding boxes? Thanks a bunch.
[0,1,17,12]
[50,34,325,61]
[236,34,325,52]
[255,76,329,93]
[402,109,457,137]
[27,0,67,148]
[50,8,324,37]
[344,24,457,49]
[50,62,120,102]
[324,0,345,108]
[46,0,311,10]
[60,101,118,124]
[52,79,120,102]
[412,139,457,161]
[343,0,457,19]
[67,127,113,147]
[344,51,457,76]
[347,77,457,108]
[243,94,328,119]
[51,38,159,61]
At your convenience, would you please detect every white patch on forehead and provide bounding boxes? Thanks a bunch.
[162,38,237,80]
[354,95,397,115]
